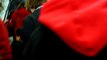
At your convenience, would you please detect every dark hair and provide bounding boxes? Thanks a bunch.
[25,0,46,9]
[17,2,25,9]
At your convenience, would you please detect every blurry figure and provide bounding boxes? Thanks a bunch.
[21,7,41,50]
[21,0,45,52]
[19,0,45,59]
[8,2,31,42]
[0,0,12,60]
[7,1,31,60]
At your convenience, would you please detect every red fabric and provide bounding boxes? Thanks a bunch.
[9,8,31,32]
[0,19,12,60]
[39,0,107,57]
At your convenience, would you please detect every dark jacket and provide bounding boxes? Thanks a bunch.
[21,7,41,46]
[14,7,41,60]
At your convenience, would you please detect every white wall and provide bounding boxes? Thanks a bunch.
[0,0,9,21]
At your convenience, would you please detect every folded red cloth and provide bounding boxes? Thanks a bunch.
[39,0,107,57]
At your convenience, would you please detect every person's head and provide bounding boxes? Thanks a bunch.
[25,0,46,9]
[17,2,25,9]
[38,0,46,6]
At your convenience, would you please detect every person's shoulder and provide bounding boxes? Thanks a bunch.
[36,6,43,10]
